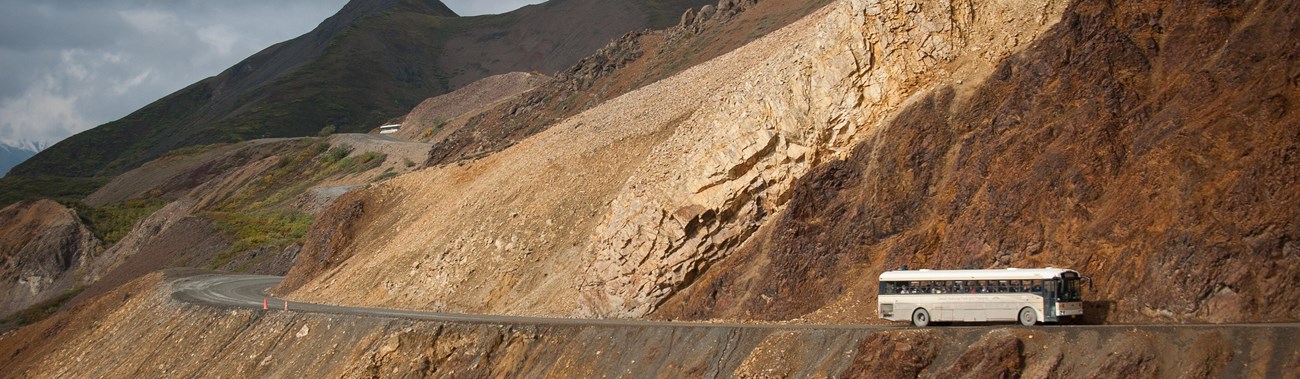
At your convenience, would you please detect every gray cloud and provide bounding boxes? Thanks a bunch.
[0,0,348,150]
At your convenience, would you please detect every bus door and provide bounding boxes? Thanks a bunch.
[1043,279,1058,321]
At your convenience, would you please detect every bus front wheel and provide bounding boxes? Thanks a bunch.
[1018,307,1037,326]
[911,308,931,327]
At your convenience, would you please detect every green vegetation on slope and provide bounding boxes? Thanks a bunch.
[0,176,111,209]
[202,139,386,269]
[0,284,84,331]
[206,211,313,270]
[69,198,169,247]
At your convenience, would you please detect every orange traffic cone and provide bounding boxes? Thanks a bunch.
[263,298,268,310]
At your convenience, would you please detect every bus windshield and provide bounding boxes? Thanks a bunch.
[1059,276,1082,302]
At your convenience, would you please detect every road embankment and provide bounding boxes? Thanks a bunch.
[3,270,1296,377]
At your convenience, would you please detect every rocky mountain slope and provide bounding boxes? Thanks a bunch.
[276,0,1298,326]
[424,0,834,166]
[0,133,427,327]
[274,0,1060,314]
[656,0,1300,325]
[69,135,430,300]
[0,0,1296,376]
[0,200,97,319]
[393,72,551,143]
[10,0,714,178]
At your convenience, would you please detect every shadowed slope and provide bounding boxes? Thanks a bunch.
[657,0,1300,324]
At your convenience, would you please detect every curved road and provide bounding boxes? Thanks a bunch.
[172,274,1295,330]
[171,274,878,330]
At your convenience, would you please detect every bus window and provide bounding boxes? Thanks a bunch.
[1060,277,1082,301]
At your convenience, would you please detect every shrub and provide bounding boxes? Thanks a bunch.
[323,144,353,163]
[375,169,399,181]
[70,198,169,247]
[0,176,111,209]
[206,210,313,269]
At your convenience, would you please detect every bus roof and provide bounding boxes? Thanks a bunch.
[878,268,1078,281]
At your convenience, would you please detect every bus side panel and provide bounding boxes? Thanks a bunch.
[938,307,953,321]
[878,295,917,322]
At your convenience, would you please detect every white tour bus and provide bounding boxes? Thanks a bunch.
[877,267,1086,326]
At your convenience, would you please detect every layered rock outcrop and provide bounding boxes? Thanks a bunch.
[657,0,1300,323]
[282,0,831,315]
[423,0,833,167]
[0,200,98,317]
[578,0,1070,318]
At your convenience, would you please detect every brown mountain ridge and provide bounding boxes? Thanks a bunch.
[11,0,715,178]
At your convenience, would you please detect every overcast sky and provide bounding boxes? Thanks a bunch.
[0,0,544,151]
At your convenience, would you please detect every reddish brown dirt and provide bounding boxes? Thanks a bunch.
[394,72,550,142]
[841,330,939,378]
[2,272,1294,378]
[937,330,1024,379]
[274,192,371,294]
[71,218,229,302]
[0,200,97,317]
[656,0,1300,324]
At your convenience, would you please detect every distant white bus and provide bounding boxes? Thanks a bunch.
[877,267,1086,327]
[378,124,402,134]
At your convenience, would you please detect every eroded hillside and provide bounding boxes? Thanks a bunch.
[0,200,97,319]
[277,0,1074,317]
[656,0,1300,325]
[393,72,551,143]
[0,135,429,329]
[424,0,834,165]
[280,0,1297,326]
[0,0,1297,376]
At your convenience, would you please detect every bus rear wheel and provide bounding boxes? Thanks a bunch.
[1018,307,1037,326]
[912,308,931,327]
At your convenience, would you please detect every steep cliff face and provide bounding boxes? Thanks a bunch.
[0,200,98,318]
[578,0,1072,318]
[656,0,1300,323]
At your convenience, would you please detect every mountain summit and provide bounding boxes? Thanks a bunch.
[11,0,712,177]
